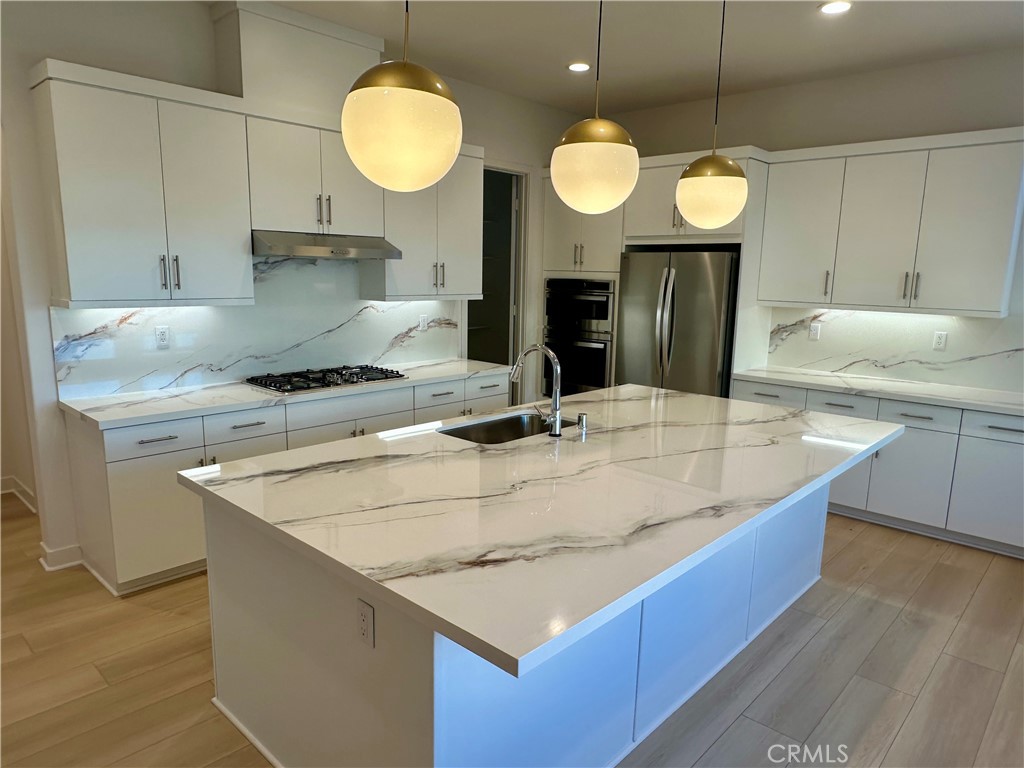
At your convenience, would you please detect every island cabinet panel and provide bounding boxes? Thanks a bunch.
[433,605,642,768]
[633,530,756,739]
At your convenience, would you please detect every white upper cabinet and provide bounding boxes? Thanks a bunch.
[39,81,169,303]
[624,166,683,238]
[247,117,322,234]
[831,151,927,307]
[757,158,846,304]
[320,129,384,237]
[543,179,623,273]
[159,102,253,302]
[437,154,484,296]
[382,186,438,297]
[912,142,1024,315]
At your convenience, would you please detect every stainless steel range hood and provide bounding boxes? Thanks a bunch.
[252,230,401,260]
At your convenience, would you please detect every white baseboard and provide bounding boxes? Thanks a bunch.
[212,697,285,768]
[39,539,84,572]
[1,476,37,512]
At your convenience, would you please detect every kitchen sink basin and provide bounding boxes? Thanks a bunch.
[437,413,576,445]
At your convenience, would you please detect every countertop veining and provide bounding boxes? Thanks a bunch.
[178,384,902,674]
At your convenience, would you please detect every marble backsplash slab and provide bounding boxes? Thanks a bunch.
[51,258,462,399]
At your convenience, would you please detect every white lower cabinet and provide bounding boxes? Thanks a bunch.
[287,420,356,450]
[205,433,287,465]
[731,380,807,409]
[107,447,207,584]
[947,435,1024,547]
[415,401,469,424]
[463,393,510,416]
[865,427,959,529]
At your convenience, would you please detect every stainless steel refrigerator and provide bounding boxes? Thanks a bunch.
[615,246,739,397]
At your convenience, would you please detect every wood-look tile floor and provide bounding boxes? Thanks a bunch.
[2,492,1022,767]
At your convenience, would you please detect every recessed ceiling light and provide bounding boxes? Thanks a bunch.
[819,1,851,14]
[567,62,591,73]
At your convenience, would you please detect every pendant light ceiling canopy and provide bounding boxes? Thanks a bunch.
[675,0,748,230]
[550,1,639,215]
[341,1,463,193]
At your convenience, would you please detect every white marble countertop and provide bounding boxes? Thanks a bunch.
[58,359,510,430]
[733,367,1024,416]
[178,384,902,676]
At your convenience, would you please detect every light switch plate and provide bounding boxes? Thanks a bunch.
[419,315,429,331]
[932,331,948,352]
[808,322,821,341]
[154,326,170,350]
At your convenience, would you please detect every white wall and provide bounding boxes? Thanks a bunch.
[2,217,35,504]
[612,48,1024,156]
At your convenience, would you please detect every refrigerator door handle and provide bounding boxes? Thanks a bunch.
[654,267,669,372]
[661,267,677,373]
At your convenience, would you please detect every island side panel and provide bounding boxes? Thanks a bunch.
[747,483,828,637]
[204,499,436,768]
[433,604,642,768]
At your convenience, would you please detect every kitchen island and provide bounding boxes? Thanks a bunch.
[178,384,902,768]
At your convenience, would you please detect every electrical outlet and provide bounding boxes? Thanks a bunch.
[357,599,375,648]
[932,331,948,352]
[418,314,429,331]
[808,322,821,341]
[154,326,170,350]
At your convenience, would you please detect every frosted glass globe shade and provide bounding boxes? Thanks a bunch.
[550,119,639,215]
[342,64,463,193]
[675,155,748,229]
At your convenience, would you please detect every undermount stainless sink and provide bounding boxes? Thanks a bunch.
[438,413,576,445]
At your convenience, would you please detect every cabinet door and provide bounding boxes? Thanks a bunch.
[947,436,1024,547]
[462,393,509,416]
[913,142,1024,314]
[831,152,927,307]
[758,159,846,304]
[159,102,253,301]
[623,166,683,237]
[580,206,624,272]
[287,421,356,450]
[383,187,438,297]
[865,427,958,528]
[829,459,872,510]
[356,410,416,436]
[47,82,169,302]
[107,447,206,583]
[320,129,384,237]
[543,179,581,271]
[247,118,322,233]
[415,401,467,424]
[438,154,484,296]
[205,433,287,465]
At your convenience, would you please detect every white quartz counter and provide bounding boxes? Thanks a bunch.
[734,366,1023,416]
[58,359,510,430]
[179,384,902,675]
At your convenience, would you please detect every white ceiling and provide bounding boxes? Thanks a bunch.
[278,1,1024,114]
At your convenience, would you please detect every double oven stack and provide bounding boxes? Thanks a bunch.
[542,278,615,397]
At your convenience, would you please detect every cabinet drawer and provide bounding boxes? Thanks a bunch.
[877,399,961,434]
[731,380,807,409]
[806,390,879,420]
[286,387,414,431]
[205,433,287,465]
[415,401,467,424]
[287,421,355,450]
[466,374,509,401]
[104,417,205,462]
[960,410,1024,444]
[203,406,285,446]
[462,394,509,416]
[414,380,466,409]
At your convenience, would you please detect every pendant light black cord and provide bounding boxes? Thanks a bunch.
[594,0,604,117]
[712,0,726,150]
[403,0,410,62]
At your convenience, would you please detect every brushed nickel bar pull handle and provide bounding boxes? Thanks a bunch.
[902,271,909,300]
[159,255,168,290]
[913,272,921,301]
[824,402,855,409]
[230,421,267,430]
[574,244,579,265]
[480,383,501,389]
[433,263,438,287]
[753,392,780,398]
[198,458,205,467]
[823,270,831,296]
[351,428,358,438]
[440,262,446,288]
[987,425,1024,434]
[580,244,585,266]
[316,194,323,225]
[138,435,178,445]
[359,427,366,436]
[465,407,473,415]
[210,456,217,464]
[172,255,182,290]
[326,194,332,225]
[899,412,934,421]
[432,391,455,397]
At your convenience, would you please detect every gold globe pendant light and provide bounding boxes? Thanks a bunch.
[550,1,639,215]
[341,1,463,193]
[675,1,748,229]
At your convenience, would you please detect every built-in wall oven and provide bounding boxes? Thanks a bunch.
[543,278,614,396]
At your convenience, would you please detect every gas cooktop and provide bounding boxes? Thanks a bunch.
[246,365,405,393]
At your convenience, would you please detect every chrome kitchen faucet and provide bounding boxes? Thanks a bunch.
[509,344,563,437]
